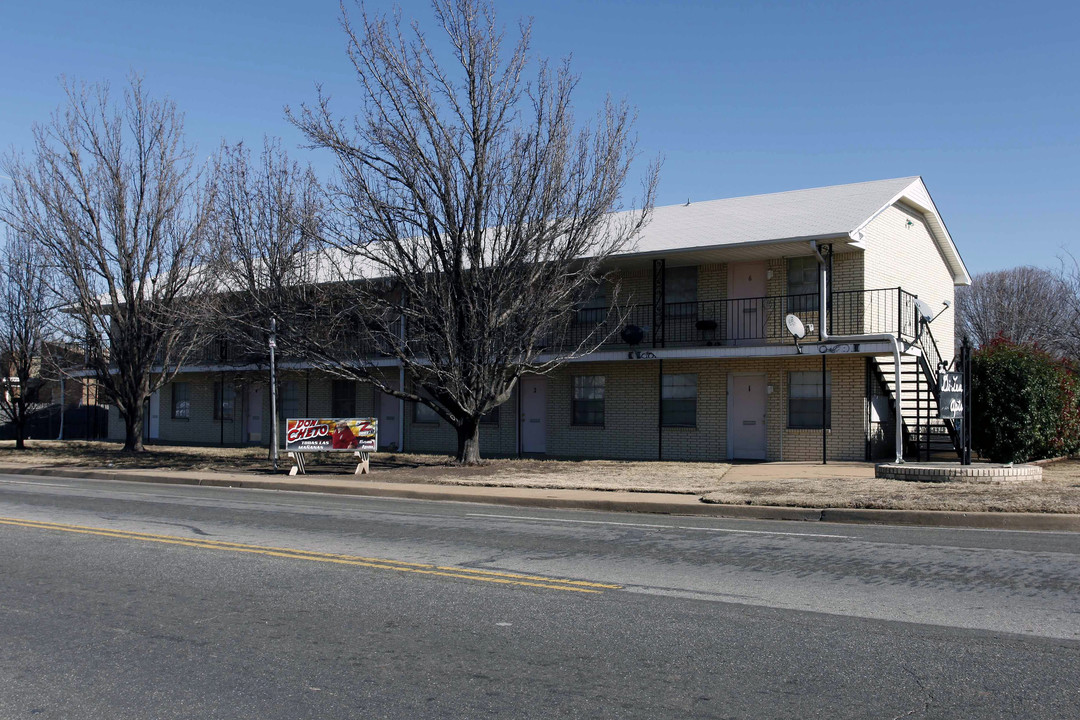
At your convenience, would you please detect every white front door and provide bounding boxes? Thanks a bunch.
[729,373,767,460]
[377,382,401,451]
[148,390,160,439]
[519,377,546,453]
[727,261,768,343]
[246,385,263,443]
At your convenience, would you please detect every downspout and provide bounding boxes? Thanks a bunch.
[811,242,829,463]
[398,313,406,453]
[57,374,65,440]
[809,240,904,464]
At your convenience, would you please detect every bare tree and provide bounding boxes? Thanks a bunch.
[1,76,216,452]
[211,137,323,362]
[0,230,55,448]
[210,137,323,459]
[1053,254,1080,359]
[288,0,657,464]
[956,266,1073,353]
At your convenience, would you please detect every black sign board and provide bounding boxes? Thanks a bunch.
[938,371,964,420]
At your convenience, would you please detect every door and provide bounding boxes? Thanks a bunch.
[147,390,160,439]
[246,385,263,443]
[377,382,401,451]
[729,373,767,460]
[519,376,547,453]
[727,261,767,343]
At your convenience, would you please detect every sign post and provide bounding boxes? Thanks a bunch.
[939,343,972,466]
[269,319,278,471]
[285,418,378,476]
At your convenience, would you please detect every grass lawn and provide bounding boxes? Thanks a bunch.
[0,440,732,494]
[1,440,1078,512]
[701,459,1080,513]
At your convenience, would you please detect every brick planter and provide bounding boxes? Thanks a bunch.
[875,462,1042,484]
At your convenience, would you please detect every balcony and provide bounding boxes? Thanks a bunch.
[558,287,924,351]
[137,288,925,370]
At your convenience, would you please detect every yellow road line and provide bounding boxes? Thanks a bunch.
[0,517,620,594]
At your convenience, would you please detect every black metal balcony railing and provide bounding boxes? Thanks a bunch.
[137,287,928,369]
[558,287,923,351]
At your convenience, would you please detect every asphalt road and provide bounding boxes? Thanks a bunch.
[0,473,1077,719]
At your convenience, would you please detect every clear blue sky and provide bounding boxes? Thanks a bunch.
[2,0,1077,275]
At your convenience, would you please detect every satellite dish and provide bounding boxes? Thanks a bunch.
[785,314,806,340]
[915,298,934,323]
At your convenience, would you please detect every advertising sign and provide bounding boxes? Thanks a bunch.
[285,418,377,453]
[938,372,964,420]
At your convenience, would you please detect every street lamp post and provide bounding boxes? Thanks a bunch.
[269,318,279,471]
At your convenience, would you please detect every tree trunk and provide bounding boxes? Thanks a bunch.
[455,416,482,465]
[14,416,25,450]
[122,411,145,453]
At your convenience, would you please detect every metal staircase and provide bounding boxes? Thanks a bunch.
[872,323,962,461]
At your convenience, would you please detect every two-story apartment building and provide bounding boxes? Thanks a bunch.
[108,176,970,463]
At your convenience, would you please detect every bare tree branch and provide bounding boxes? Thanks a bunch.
[286,0,657,463]
[955,266,1074,355]
[1,75,216,452]
[0,230,56,448]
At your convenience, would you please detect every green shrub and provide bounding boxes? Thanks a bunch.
[972,338,1079,462]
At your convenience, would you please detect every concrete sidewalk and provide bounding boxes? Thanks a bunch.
[2,462,1079,532]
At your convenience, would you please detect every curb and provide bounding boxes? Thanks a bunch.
[3,465,1079,532]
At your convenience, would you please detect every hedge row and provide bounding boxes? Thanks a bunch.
[972,338,1080,463]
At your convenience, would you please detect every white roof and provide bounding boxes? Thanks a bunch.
[621,176,970,284]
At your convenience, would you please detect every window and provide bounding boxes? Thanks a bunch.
[576,279,607,324]
[331,379,356,417]
[171,382,190,419]
[788,371,831,429]
[280,380,300,420]
[413,400,440,424]
[787,256,819,311]
[572,375,605,426]
[213,381,235,421]
[665,266,698,318]
[480,405,499,425]
[662,374,697,427]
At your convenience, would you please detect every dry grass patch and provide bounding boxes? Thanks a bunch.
[382,456,733,494]
[702,459,1080,513]
[0,440,731,494]
[0,440,276,472]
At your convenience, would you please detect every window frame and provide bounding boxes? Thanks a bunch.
[331,379,356,418]
[664,265,698,318]
[786,256,820,312]
[171,382,190,420]
[788,370,832,430]
[661,373,697,428]
[480,405,499,425]
[571,375,605,427]
[413,399,441,424]
[280,379,300,420]
[575,279,608,325]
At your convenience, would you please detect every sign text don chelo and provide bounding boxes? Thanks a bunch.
[285,418,377,453]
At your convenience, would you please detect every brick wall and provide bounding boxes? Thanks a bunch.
[538,355,866,462]
[108,356,869,463]
[401,375,519,457]
[770,354,866,462]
